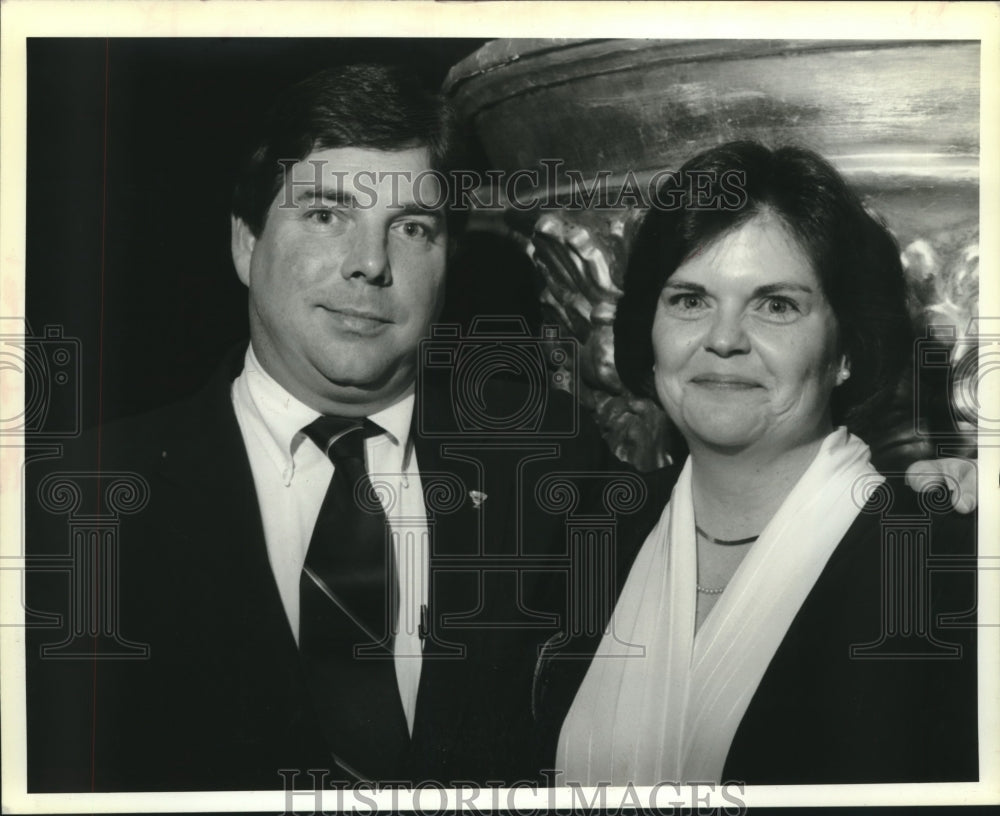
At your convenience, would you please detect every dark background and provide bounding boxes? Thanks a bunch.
[25,37,538,431]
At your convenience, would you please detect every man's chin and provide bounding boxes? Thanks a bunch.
[314,364,411,405]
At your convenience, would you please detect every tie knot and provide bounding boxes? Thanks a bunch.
[302,416,384,464]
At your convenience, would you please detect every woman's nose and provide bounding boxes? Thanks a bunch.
[703,307,750,356]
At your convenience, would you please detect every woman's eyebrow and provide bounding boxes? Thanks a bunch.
[662,280,816,297]
[753,282,815,296]
[662,280,706,292]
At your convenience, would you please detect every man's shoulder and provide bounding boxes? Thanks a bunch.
[415,370,581,436]
[414,371,616,476]
[37,346,245,473]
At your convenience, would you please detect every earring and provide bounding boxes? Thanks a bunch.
[837,367,851,385]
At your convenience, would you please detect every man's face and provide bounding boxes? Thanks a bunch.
[232,146,448,415]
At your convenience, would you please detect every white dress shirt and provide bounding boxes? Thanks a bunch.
[231,346,429,733]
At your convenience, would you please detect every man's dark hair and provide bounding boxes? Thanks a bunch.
[232,62,461,237]
[614,140,913,438]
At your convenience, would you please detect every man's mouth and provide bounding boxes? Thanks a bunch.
[322,306,393,333]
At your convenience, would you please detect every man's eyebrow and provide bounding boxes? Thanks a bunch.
[291,189,443,219]
[395,202,445,220]
[294,187,354,205]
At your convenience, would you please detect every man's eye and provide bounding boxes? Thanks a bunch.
[305,208,336,224]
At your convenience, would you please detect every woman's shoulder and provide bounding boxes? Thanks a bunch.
[638,461,685,502]
[615,461,684,542]
[821,467,977,652]
[729,468,978,785]
[850,469,977,554]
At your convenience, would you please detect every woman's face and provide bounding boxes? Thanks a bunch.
[651,212,845,455]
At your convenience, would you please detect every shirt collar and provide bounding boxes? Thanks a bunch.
[240,345,414,471]
[367,389,414,459]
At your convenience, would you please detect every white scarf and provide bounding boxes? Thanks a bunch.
[556,428,881,785]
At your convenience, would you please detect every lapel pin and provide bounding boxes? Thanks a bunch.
[469,490,487,509]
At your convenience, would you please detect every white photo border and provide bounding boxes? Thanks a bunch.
[1,1,997,813]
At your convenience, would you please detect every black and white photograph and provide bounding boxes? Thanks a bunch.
[1,2,997,814]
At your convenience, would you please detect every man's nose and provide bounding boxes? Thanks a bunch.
[703,306,750,357]
[342,221,391,284]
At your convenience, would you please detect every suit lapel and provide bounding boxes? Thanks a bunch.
[121,348,340,779]
[407,385,507,774]
[152,348,305,696]
[410,384,487,626]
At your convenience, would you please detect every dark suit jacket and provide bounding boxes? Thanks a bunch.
[25,347,612,791]
[532,465,979,785]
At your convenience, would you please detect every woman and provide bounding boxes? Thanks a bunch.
[533,142,978,786]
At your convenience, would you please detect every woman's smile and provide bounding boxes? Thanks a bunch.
[689,374,765,390]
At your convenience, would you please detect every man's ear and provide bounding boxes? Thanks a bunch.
[231,216,256,287]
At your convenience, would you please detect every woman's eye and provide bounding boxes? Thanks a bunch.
[760,296,800,320]
[661,292,709,320]
[396,221,431,240]
[667,293,705,310]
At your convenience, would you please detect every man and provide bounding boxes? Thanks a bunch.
[25,62,975,793]
[26,62,600,791]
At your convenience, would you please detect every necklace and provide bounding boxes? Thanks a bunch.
[695,524,760,547]
[695,525,761,595]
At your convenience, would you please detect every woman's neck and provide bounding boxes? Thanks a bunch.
[687,433,828,540]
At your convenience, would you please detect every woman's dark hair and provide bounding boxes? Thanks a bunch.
[614,140,913,438]
[231,62,462,237]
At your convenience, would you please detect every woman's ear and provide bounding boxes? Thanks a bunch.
[231,216,256,287]
[836,355,851,386]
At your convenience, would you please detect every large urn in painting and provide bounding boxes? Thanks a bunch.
[444,39,980,471]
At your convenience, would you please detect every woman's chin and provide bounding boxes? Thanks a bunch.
[679,412,769,452]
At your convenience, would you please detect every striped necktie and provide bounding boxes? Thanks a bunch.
[298,415,408,781]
